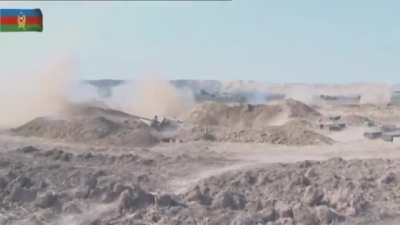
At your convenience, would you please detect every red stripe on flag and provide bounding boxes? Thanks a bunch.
[0,16,42,25]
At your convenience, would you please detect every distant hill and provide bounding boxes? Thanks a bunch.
[84,79,126,98]
[84,79,284,103]
[84,79,399,105]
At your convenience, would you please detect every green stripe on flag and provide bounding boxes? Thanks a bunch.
[0,25,43,32]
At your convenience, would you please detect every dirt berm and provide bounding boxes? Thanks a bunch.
[179,99,332,145]
[12,104,160,147]
[187,99,321,129]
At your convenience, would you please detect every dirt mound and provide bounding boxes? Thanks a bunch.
[187,99,320,129]
[285,98,321,117]
[182,101,328,145]
[12,105,159,147]
[177,120,333,145]
[187,101,283,129]
[219,120,334,145]
[63,102,136,119]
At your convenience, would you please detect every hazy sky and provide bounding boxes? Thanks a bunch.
[1,1,400,83]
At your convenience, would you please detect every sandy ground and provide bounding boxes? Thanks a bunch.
[2,101,400,225]
[2,125,400,195]
[1,132,399,225]
[157,139,400,195]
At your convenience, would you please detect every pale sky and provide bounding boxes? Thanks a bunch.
[1,1,400,83]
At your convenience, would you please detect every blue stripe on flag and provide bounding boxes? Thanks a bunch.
[0,9,42,17]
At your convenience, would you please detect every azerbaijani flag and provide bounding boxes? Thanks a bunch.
[0,9,43,32]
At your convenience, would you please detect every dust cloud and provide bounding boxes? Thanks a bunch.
[358,83,392,104]
[111,76,194,120]
[0,60,74,128]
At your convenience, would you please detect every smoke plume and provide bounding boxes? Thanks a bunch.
[111,77,194,120]
[0,60,74,128]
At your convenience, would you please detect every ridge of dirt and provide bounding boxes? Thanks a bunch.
[12,105,160,147]
[187,99,320,129]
